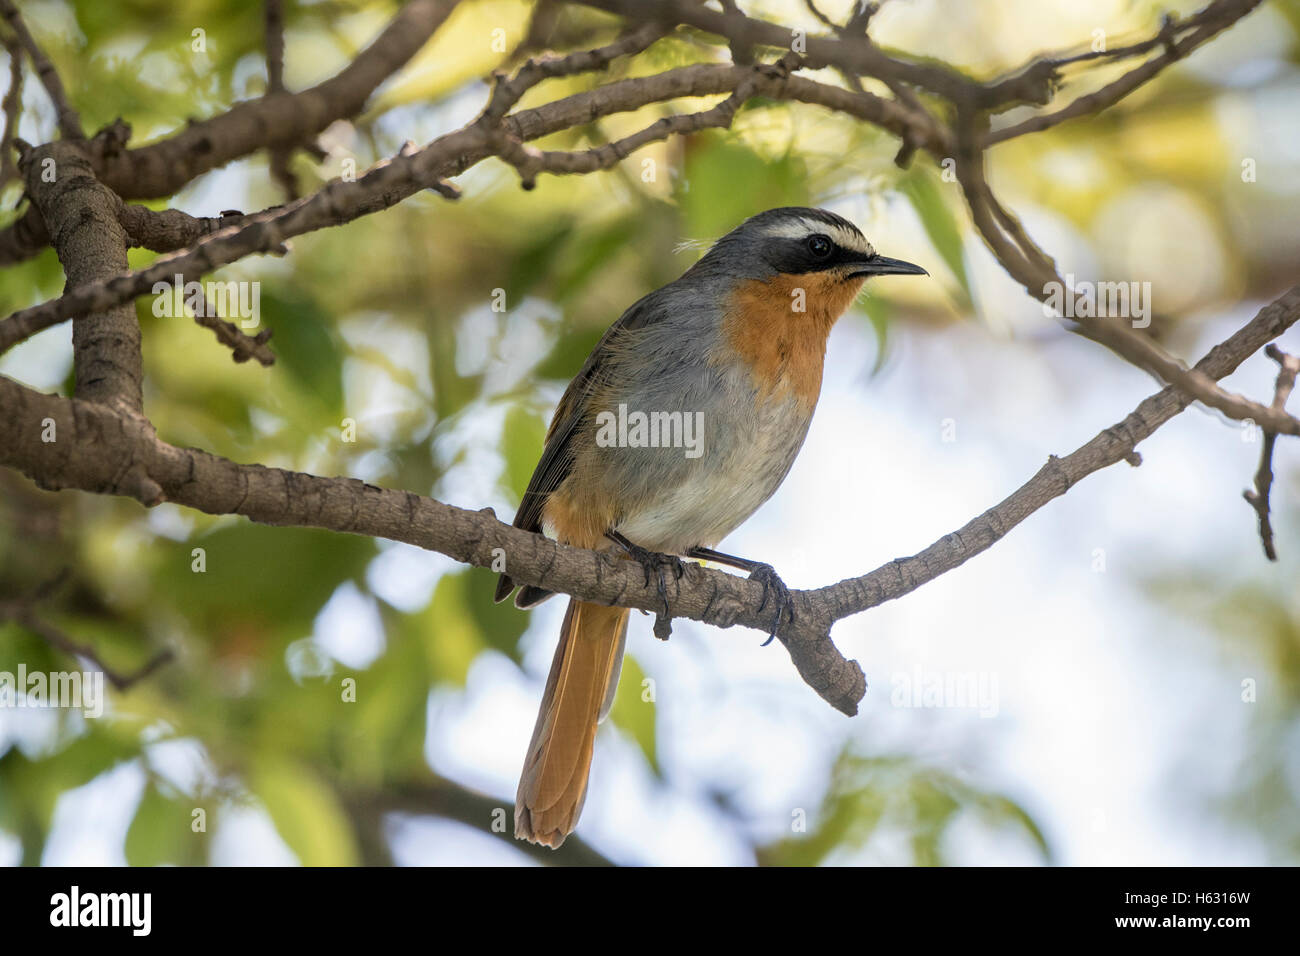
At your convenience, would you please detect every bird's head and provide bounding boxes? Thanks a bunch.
[686,207,927,351]
[693,206,928,285]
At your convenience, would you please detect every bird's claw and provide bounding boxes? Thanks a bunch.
[617,539,685,617]
[748,563,794,646]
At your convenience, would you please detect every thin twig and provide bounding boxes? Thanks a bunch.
[493,56,795,188]
[506,0,561,62]
[264,0,298,199]
[951,109,1300,437]
[985,0,1263,144]
[819,286,1300,621]
[1243,345,1300,560]
[190,296,276,366]
[481,19,667,123]
[266,0,285,94]
[0,0,82,138]
[0,572,174,691]
[1,33,23,185]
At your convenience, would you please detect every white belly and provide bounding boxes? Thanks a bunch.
[613,387,812,554]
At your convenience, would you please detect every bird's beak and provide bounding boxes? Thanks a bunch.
[846,254,928,279]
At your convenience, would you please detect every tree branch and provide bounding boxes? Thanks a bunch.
[4,287,1297,716]
[0,0,1292,724]
[0,127,477,355]
[950,112,1300,436]
[18,139,143,410]
[491,56,795,189]
[0,370,867,714]
[116,202,264,254]
[819,286,1300,619]
[574,0,1057,109]
[985,0,1265,145]
[0,0,460,265]
[567,0,1283,430]
[0,61,947,355]
[188,301,276,367]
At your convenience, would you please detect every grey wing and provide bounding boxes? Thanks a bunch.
[493,293,663,606]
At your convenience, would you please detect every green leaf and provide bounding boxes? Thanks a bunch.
[126,782,206,866]
[259,289,345,414]
[248,759,359,867]
[534,324,605,382]
[0,726,139,832]
[502,404,546,501]
[396,568,534,683]
[609,654,658,776]
[464,569,531,665]
[898,168,971,307]
[551,216,641,304]
[398,571,485,685]
[506,218,577,301]
[351,613,432,780]
[856,295,893,377]
[154,524,374,636]
[757,751,1050,866]
[678,135,811,240]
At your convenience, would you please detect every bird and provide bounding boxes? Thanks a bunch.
[494,206,927,848]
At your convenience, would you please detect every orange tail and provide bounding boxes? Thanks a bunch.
[515,599,629,847]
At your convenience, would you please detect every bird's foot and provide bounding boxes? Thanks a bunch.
[748,563,794,645]
[607,533,685,618]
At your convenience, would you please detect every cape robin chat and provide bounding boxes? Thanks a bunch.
[495,206,927,847]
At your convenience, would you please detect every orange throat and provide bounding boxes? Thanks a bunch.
[720,271,865,411]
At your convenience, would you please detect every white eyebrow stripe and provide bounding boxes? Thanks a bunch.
[827,223,872,255]
[761,218,873,255]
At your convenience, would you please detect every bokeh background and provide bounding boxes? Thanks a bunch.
[2,0,1299,865]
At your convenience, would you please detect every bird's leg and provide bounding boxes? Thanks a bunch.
[605,530,685,617]
[685,546,793,645]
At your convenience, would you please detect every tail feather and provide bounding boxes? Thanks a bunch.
[515,599,629,847]
[493,574,556,609]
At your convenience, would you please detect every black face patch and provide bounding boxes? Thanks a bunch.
[763,234,872,275]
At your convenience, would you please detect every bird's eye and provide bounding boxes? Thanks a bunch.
[806,234,833,258]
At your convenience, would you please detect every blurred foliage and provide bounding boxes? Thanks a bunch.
[1,0,1298,865]
[1146,556,1300,864]
[758,751,1050,866]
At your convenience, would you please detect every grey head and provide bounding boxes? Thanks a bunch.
[685,206,927,282]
